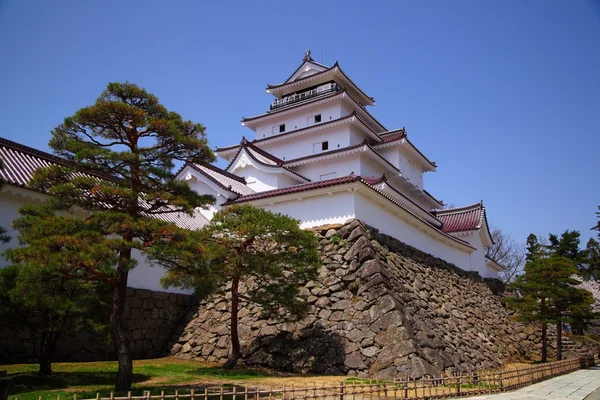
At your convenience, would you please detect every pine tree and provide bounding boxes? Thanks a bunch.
[584,238,600,280]
[525,233,544,263]
[548,230,583,270]
[22,82,215,390]
[162,204,321,369]
[506,256,596,361]
[1,209,110,374]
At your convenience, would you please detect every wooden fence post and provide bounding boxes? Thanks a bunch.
[339,381,344,400]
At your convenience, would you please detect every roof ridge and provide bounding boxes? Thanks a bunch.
[194,162,247,183]
[434,202,483,215]
[241,139,285,165]
[0,136,74,167]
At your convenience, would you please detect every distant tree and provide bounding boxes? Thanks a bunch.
[593,206,600,238]
[584,238,600,280]
[506,256,596,361]
[162,204,321,369]
[486,227,526,283]
[525,233,545,263]
[548,230,584,271]
[1,215,109,374]
[23,82,216,391]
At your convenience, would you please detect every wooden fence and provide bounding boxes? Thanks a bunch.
[12,356,597,400]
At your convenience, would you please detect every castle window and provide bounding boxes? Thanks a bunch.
[279,124,285,133]
[313,141,329,153]
[319,172,337,181]
[307,114,322,125]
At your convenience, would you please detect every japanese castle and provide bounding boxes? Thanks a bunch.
[0,51,502,286]
[177,50,502,279]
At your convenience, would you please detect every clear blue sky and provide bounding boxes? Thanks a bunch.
[1,0,599,248]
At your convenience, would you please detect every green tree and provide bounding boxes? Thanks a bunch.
[584,238,600,280]
[525,233,544,263]
[1,210,110,374]
[506,256,596,361]
[23,82,215,390]
[548,230,583,270]
[593,206,600,238]
[162,204,321,369]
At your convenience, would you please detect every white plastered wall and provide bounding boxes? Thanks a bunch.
[293,155,362,182]
[0,187,190,293]
[253,190,356,228]
[253,102,346,140]
[353,192,475,272]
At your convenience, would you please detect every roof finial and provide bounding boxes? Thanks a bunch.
[303,48,313,62]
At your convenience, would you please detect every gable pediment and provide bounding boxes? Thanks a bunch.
[286,61,329,83]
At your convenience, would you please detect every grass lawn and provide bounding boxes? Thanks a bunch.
[1,357,273,400]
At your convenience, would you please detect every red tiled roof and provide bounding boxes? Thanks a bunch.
[435,202,487,233]
[225,173,475,250]
[0,137,210,231]
[225,174,361,204]
[380,128,407,143]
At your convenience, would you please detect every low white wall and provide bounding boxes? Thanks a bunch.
[255,191,356,228]
[0,187,190,293]
[353,193,476,273]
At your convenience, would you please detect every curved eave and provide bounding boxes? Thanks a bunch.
[241,90,386,134]
[227,177,475,252]
[486,256,505,271]
[176,164,239,198]
[285,141,399,177]
[372,178,443,228]
[373,136,437,172]
[424,190,444,208]
[226,147,311,183]
[218,113,382,162]
[267,63,375,107]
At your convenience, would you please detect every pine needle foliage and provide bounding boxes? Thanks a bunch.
[11,82,215,390]
[162,204,321,369]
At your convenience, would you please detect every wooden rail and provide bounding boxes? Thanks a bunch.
[11,356,596,400]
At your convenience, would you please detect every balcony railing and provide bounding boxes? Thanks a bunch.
[270,83,340,110]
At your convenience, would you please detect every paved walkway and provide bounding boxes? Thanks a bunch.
[451,367,600,400]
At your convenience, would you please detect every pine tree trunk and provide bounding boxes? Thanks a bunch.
[556,321,563,361]
[38,331,53,375]
[110,266,132,391]
[541,321,547,363]
[223,275,241,370]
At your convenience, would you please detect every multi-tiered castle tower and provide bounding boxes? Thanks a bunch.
[177,51,502,278]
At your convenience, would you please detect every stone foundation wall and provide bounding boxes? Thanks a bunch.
[168,220,547,378]
[0,287,192,364]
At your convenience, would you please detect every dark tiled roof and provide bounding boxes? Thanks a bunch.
[242,89,344,123]
[267,63,375,106]
[225,140,311,183]
[0,137,209,231]
[187,163,254,196]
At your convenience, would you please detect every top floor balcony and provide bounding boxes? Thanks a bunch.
[270,82,340,110]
